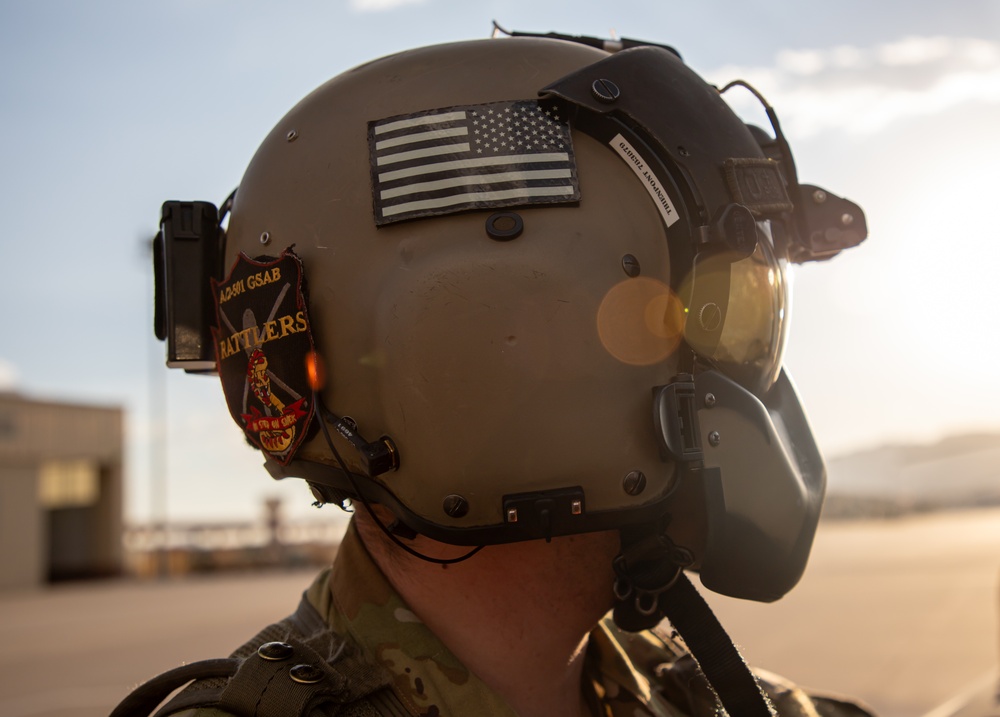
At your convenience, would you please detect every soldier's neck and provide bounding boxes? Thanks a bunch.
[356,512,619,717]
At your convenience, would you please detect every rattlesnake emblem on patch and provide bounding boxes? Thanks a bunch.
[212,249,315,464]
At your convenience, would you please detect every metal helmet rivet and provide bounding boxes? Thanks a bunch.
[708,431,721,447]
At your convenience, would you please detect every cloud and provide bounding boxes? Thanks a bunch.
[349,0,428,11]
[706,36,1000,137]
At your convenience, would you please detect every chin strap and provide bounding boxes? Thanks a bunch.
[613,530,775,717]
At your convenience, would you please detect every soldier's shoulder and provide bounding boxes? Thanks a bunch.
[600,618,877,717]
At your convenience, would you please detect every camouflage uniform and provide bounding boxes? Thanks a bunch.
[176,521,872,717]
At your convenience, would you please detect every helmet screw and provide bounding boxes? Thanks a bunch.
[621,254,641,277]
[678,146,691,158]
[812,189,828,204]
[286,130,298,142]
[708,431,721,447]
[591,78,621,104]
[260,231,271,246]
[841,213,855,226]
[443,494,469,518]
[698,303,723,331]
[704,393,716,408]
[623,470,647,496]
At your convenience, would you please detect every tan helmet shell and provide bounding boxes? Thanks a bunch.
[225,37,701,542]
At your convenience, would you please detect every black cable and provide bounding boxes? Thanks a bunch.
[312,393,484,566]
[720,80,800,187]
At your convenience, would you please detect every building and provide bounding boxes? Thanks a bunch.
[0,393,124,589]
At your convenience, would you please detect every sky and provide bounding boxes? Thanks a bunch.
[1,0,999,523]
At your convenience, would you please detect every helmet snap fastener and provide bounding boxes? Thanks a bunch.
[485,212,523,241]
[258,641,294,661]
[708,431,722,447]
[591,78,621,103]
[289,663,324,684]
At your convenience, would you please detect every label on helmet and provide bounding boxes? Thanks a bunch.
[369,100,580,225]
[211,249,316,465]
[608,134,679,228]
[723,158,793,216]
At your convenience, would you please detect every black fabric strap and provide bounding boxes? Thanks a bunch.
[660,572,774,717]
[109,659,238,717]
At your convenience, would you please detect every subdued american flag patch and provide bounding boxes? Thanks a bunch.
[369,100,580,226]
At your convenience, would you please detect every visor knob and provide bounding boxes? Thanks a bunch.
[591,78,621,104]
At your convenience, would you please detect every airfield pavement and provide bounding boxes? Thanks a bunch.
[1,506,998,717]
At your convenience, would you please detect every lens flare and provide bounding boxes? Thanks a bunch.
[596,277,685,366]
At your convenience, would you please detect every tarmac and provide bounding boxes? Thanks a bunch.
[2,507,998,717]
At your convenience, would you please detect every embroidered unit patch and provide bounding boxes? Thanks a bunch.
[369,100,580,225]
[212,249,316,465]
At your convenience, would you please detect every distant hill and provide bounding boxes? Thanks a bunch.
[822,433,1000,518]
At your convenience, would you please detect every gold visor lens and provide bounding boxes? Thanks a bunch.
[682,222,789,394]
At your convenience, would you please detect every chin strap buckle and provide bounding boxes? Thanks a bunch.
[612,527,693,632]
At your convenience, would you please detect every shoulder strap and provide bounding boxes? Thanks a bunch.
[110,593,410,717]
[109,659,238,717]
[659,572,775,717]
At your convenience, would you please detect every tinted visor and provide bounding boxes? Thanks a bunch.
[681,222,789,396]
